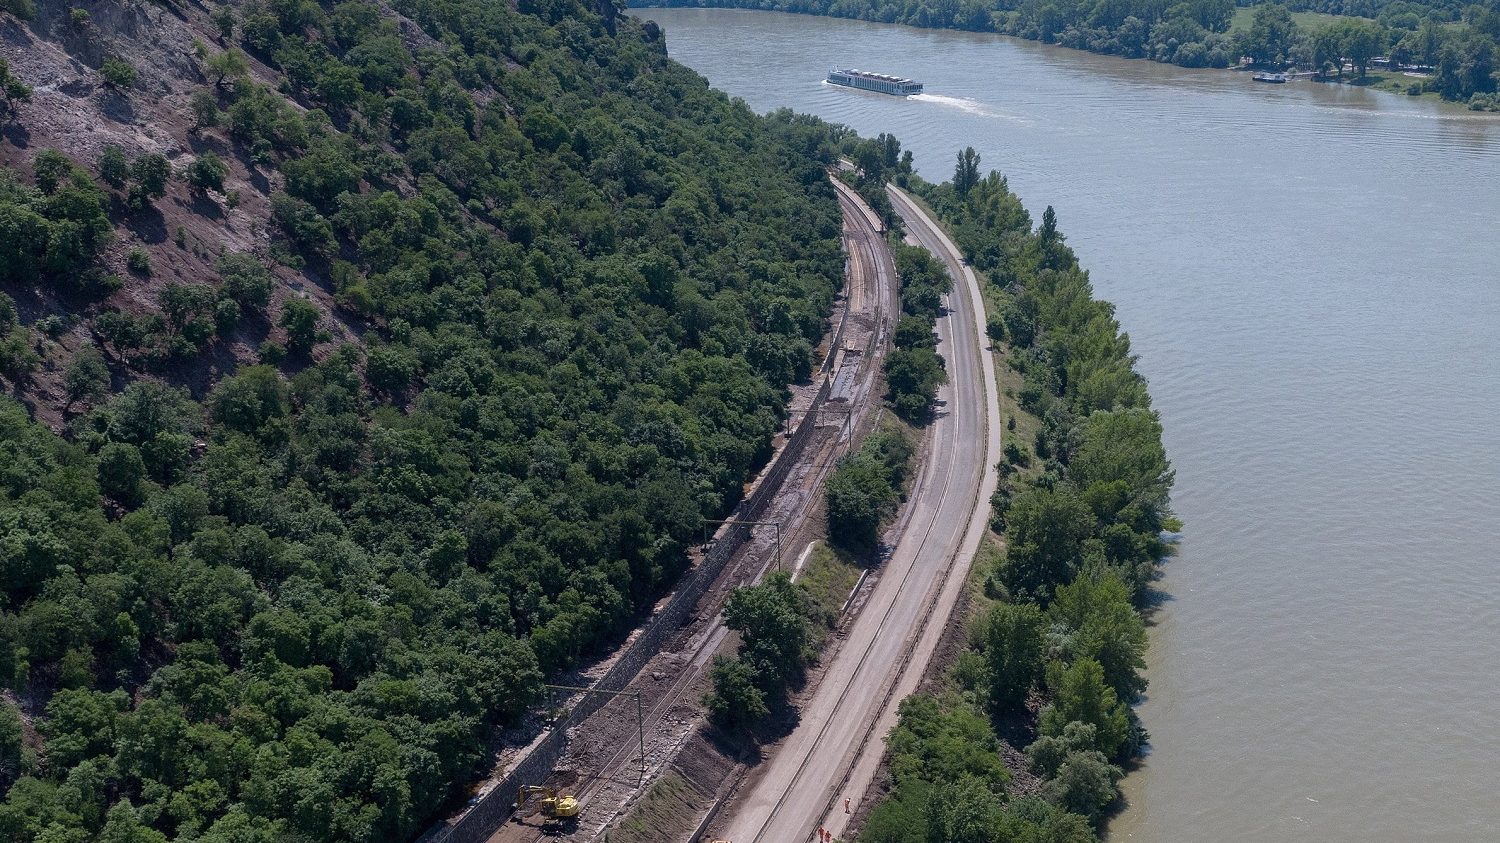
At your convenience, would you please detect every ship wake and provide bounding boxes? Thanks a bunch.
[910,93,1021,121]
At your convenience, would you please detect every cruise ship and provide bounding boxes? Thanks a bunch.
[827,68,923,96]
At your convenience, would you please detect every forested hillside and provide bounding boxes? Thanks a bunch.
[645,0,1498,105]
[0,0,848,837]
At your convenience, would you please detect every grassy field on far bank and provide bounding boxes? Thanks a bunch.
[1229,6,1368,33]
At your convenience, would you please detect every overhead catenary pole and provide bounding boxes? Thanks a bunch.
[702,518,782,570]
[544,683,648,778]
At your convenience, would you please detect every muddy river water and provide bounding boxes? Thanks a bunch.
[634,9,1500,840]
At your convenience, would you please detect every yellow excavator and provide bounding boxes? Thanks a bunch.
[513,785,580,822]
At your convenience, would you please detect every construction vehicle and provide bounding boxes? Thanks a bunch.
[513,785,580,821]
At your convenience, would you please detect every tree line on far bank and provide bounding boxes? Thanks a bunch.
[648,0,1498,106]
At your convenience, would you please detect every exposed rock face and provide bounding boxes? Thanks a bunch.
[0,0,360,427]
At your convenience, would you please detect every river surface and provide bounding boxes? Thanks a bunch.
[634,9,1500,841]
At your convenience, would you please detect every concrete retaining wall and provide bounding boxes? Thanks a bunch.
[430,376,834,843]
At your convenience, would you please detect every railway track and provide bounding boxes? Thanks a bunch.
[715,184,1001,843]
[488,176,897,843]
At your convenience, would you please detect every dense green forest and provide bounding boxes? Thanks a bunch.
[853,149,1175,841]
[0,0,863,837]
[642,0,1499,105]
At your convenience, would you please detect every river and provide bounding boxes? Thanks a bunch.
[633,8,1500,841]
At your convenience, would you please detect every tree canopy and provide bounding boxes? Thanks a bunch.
[858,154,1175,838]
[0,0,855,837]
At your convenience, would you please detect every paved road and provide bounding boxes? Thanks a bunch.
[717,185,1001,843]
[480,177,899,843]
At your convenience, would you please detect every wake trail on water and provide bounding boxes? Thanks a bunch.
[909,93,1029,122]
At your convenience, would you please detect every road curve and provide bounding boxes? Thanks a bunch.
[483,177,900,843]
[718,185,1001,843]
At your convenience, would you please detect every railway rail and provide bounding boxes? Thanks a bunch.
[480,175,897,843]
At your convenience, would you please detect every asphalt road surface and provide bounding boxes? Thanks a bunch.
[479,177,899,843]
[718,185,1000,843]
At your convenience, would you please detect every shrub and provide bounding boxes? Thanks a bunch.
[126,247,151,275]
[365,344,416,393]
[279,298,319,352]
[211,5,235,40]
[0,0,36,21]
[1038,658,1130,759]
[884,347,947,423]
[32,149,71,193]
[216,252,273,310]
[206,48,249,88]
[0,330,37,382]
[209,365,288,434]
[184,152,229,194]
[0,58,31,115]
[270,193,334,252]
[96,441,147,505]
[99,146,128,189]
[99,57,136,90]
[703,656,768,729]
[983,602,1045,712]
[213,297,240,336]
[257,340,286,364]
[127,153,171,209]
[64,347,110,405]
[34,315,63,337]
[189,89,219,130]
[1003,439,1030,467]
[1040,750,1121,824]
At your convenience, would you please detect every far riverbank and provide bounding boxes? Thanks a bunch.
[632,9,1500,840]
[632,2,1500,110]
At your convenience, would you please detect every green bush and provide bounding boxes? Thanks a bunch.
[1039,659,1130,759]
[184,151,229,194]
[270,192,333,252]
[96,441,147,505]
[703,655,768,729]
[188,89,220,131]
[32,149,71,193]
[216,252,273,310]
[256,339,286,364]
[884,346,947,423]
[1,162,110,285]
[210,5,235,39]
[365,344,417,393]
[0,330,37,383]
[1041,750,1122,825]
[0,58,31,115]
[205,48,248,87]
[278,298,319,352]
[98,146,128,189]
[825,430,912,553]
[99,57,136,90]
[0,0,36,22]
[982,602,1045,712]
[126,247,151,275]
[64,348,110,406]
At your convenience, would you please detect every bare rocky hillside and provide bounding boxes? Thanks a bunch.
[1,0,358,428]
